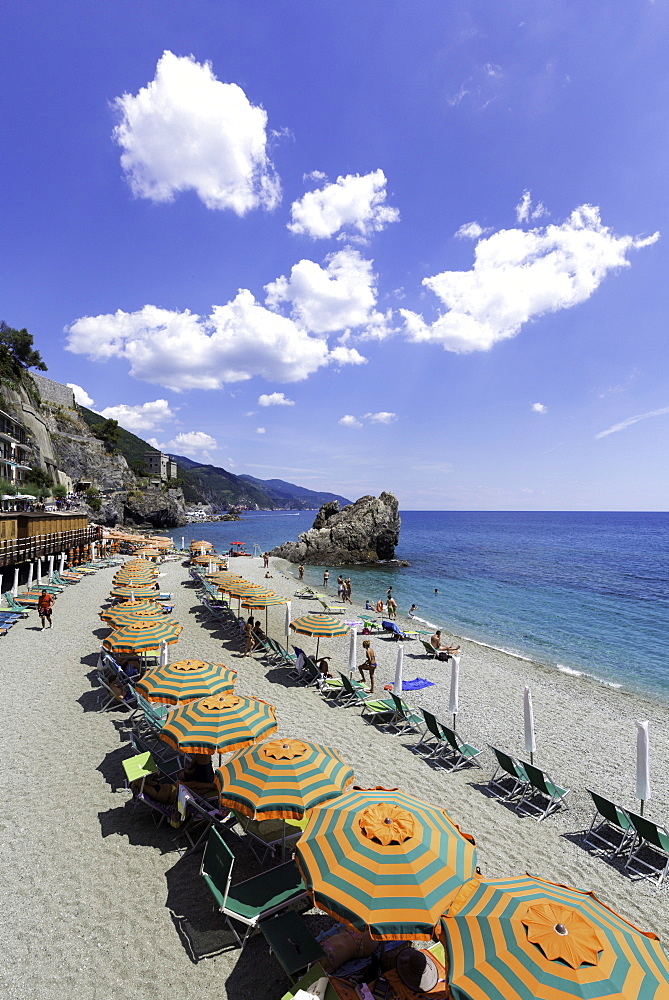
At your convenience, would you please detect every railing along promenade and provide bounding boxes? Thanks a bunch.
[0,525,101,568]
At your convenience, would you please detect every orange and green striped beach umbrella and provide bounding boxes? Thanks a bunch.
[289,613,350,658]
[439,874,669,1000]
[110,584,160,600]
[102,617,182,654]
[159,693,278,756]
[136,659,237,705]
[100,600,165,627]
[215,738,354,821]
[295,787,477,941]
[240,593,287,634]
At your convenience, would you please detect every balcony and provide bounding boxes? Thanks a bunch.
[0,525,101,568]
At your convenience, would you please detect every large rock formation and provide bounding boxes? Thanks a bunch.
[123,488,188,529]
[270,492,401,565]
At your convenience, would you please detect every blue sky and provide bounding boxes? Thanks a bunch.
[2,1,668,509]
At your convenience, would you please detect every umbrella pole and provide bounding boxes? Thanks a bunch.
[315,637,320,660]
[266,606,269,636]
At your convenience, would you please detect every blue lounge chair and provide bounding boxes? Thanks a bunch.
[382,620,416,641]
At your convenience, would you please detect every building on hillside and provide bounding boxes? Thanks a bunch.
[0,409,32,486]
[144,451,178,482]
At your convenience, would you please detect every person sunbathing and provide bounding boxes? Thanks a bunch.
[430,630,460,656]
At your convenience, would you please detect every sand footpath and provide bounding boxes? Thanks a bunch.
[0,553,667,1000]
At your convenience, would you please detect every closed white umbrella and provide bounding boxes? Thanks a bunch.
[181,536,185,549]
[159,641,169,667]
[48,554,54,580]
[58,552,66,575]
[393,643,404,694]
[348,626,357,677]
[449,655,460,730]
[12,567,19,597]
[37,557,43,585]
[636,720,651,815]
[284,600,292,640]
[524,686,536,764]
[27,562,34,590]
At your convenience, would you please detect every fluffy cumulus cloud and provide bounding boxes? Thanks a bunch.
[65,293,363,390]
[113,50,280,214]
[338,415,362,429]
[258,392,294,406]
[98,398,175,431]
[531,402,547,414]
[401,205,659,353]
[266,247,389,338]
[288,169,399,240]
[163,431,217,454]
[67,383,94,407]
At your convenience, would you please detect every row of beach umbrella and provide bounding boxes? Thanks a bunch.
[94,556,669,997]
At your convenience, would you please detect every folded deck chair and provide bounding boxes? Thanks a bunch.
[625,812,669,888]
[583,789,634,856]
[487,746,530,800]
[200,827,307,948]
[516,761,570,821]
[437,725,483,771]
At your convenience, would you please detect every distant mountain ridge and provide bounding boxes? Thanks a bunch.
[238,474,351,508]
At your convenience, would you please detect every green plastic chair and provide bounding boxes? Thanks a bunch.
[438,724,483,771]
[516,761,570,821]
[584,789,634,855]
[416,709,451,757]
[625,811,669,888]
[200,827,307,947]
[260,910,325,984]
[389,693,425,736]
[340,674,395,722]
[487,746,530,800]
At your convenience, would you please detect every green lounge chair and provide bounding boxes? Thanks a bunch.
[584,789,634,855]
[2,594,28,617]
[339,674,395,722]
[487,746,530,800]
[437,724,483,771]
[200,827,307,947]
[229,809,309,865]
[625,812,669,888]
[260,910,325,984]
[516,761,570,821]
[416,709,452,757]
[389,693,426,736]
[421,640,440,658]
[4,591,39,609]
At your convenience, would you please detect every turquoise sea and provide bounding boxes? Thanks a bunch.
[168,511,669,700]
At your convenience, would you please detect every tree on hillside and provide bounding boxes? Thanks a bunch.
[24,466,53,489]
[93,418,121,452]
[0,321,47,383]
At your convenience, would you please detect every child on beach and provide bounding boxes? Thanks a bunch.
[358,639,377,693]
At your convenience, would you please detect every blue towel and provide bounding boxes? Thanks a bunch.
[403,678,434,691]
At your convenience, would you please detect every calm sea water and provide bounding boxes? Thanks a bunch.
[169,511,669,699]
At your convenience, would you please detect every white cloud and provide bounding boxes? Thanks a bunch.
[303,169,327,183]
[531,402,547,414]
[266,247,387,338]
[66,292,363,390]
[595,406,669,439]
[455,221,488,240]
[401,205,659,353]
[328,345,367,366]
[113,50,280,215]
[288,169,399,240]
[166,431,218,454]
[67,383,94,407]
[256,427,266,434]
[338,415,362,429]
[364,411,397,423]
[98,398,175,431]
[516,189,547,224]
[258,392,295,407]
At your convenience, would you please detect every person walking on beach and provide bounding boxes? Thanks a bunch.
[387,595,397,619]
[263,552,269,568]
[242,619,255,657]
[337,575,344,601]
[323,569,329,588]
[298,564,304,580]
[38,590,54,630]
[358,639,377,693]
[343,578,353,604]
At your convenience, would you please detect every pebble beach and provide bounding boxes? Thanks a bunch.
[2,551,669,1000]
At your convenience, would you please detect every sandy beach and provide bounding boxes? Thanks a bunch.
[1,552,668,1000]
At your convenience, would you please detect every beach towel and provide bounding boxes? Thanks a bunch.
[402,678,434,691]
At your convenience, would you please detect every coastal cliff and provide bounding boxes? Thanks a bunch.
[269,492,402,565]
